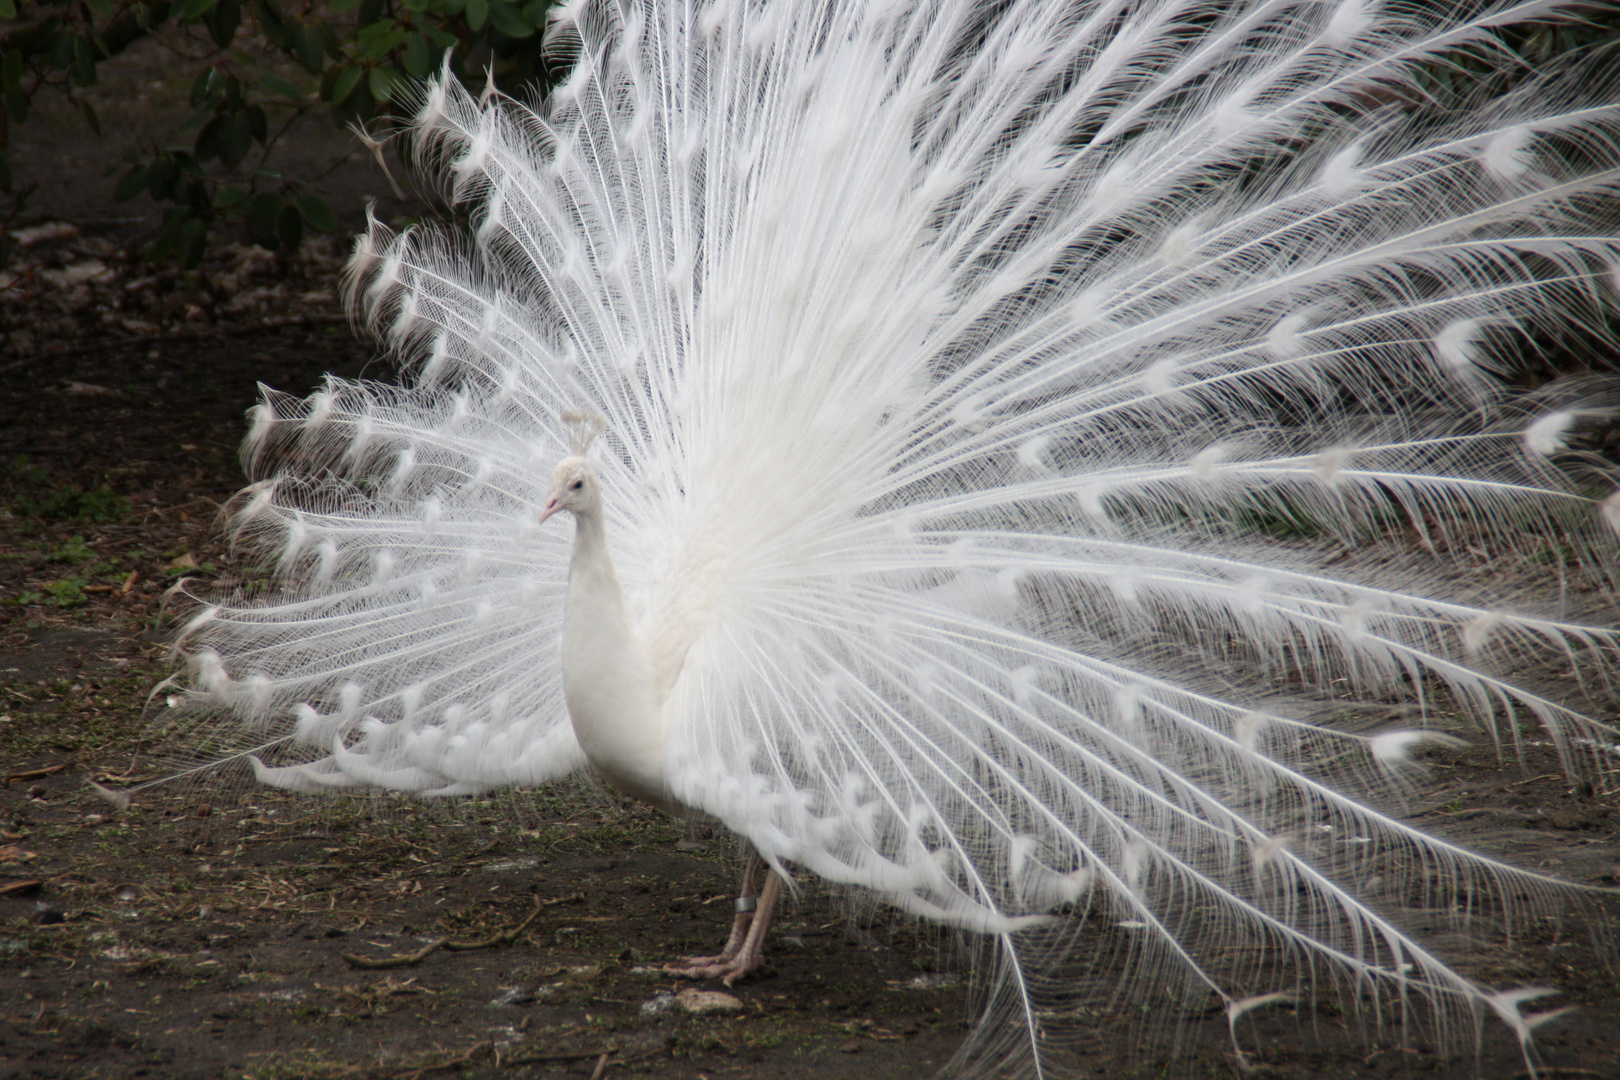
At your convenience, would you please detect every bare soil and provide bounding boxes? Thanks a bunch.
[2,78,1620,1080]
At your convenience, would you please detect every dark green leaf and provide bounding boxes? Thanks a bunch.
[223,72,242,109]
[247,103,266,142]
[376,26,410,54]
[2,49,22,98]
[278,203,302,248]
[114,164,149,202]
[86,21,112,60]
[520,0,549,27]
[361,27,408,61]
[247,191,282,246]
[293,21,324,73]
[181,176,210,210]
[179,218,209,268]
[329,63,363,104]
[0,153,9,193]
[355,18,399,44]
[70,36,98,87]
[194,115,222,161]
[48,29,75,68]
[437,0,465,15]
[255,0,288,48]
[465,0,488,32]
[148,153,179,199]
[0,0,16,19]
[357,0,383,26]
[148,206,193,263]
[216,184,249,208]
[315,19,340,57]
[218,111,252,167]
[422,26,459,48]
[488,0,532,38]
[261,72,302,101]
[83,0,113,19]
[207,0,240,47]
[174,0,212,20]
[401,32,434,77]
[341,82,376,125]
[189,66,215,107]
[294,192,337,232]
[367,64,393,103]
[329,0,360,12]
[77,98,100,135]
[181,98,217,133]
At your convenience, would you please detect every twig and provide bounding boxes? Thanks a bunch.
[3,762,70,785]
[393,1041,489,1080]
[442,896,545,951]
[499,1049,616,1067]
[341,937,447,970]
[341,895,551,968]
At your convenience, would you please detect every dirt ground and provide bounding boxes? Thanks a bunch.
[3,46,1620,1080]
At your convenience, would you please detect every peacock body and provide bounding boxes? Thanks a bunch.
[158,0,1620,1073]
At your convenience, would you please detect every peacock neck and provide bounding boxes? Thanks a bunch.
[560,507,672,810]
[566,508,614,581]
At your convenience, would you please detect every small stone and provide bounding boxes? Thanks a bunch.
[838,1040,861,1053]
[487,987,535,1007]
[674,988,744,1015]
[485,857,541,873]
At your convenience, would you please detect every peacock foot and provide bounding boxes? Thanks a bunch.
[665,867,781,985]
[664,943,769,986]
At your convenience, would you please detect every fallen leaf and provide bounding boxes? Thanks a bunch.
[11,222,79,247]
[64,380,120,397]
[43,262,112,288]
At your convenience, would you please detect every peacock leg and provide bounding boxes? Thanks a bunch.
[666,849,779,982]
[713,869,779,986]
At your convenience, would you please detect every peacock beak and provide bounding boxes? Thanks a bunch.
[537,492,563,525]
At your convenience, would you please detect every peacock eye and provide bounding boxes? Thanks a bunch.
[570,480,584,491]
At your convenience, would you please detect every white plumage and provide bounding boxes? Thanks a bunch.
[156,0,1620,1073]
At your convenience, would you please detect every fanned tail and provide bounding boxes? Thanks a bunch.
[150,0,1620,1074]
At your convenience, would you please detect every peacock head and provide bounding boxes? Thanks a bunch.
[537,457,600,524]
[538,411,607,525]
